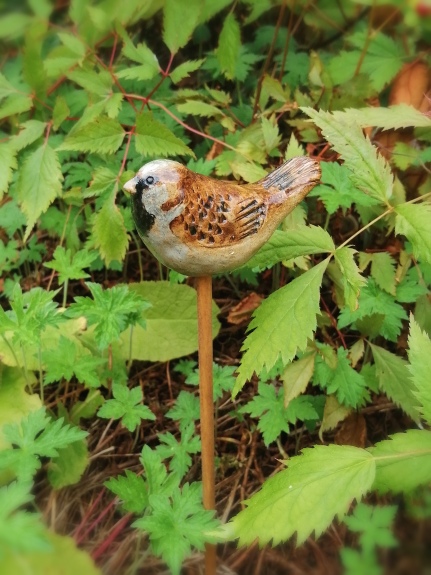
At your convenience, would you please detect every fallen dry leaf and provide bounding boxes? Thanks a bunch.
[227,292,263,325]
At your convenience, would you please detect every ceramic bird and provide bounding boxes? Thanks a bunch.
[124,157,321,276]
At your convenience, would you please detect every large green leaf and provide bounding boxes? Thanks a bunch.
[92,196,128,265]
[217,12,241,80]
[117,282,220,362]
[408,316,431,425]
[163,0,202,54]
[234,258,329,395]
[244,226,334,271]
[395,203,431,264]
[16,144,63,239]
[370,343,420,422]
[302,107,393,204]
[369,430,431,494]
[228,445,375,545]
[134,112,194,158]
[58,117,125,154]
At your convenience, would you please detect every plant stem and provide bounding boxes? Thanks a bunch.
[196,275,216,575]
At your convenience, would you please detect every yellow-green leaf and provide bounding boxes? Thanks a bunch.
[282,353,316,407]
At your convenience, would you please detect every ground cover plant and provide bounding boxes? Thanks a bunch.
[1,0,431,573]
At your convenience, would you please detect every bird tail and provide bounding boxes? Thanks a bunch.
[259,156,321,197]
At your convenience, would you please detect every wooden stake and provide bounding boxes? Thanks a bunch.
[196,275,216,575]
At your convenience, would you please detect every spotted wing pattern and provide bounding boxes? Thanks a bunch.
[170,178,268,247]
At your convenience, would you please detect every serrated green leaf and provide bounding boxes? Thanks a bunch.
[0,93,33,121]
[52,96,70,130]
[395,203,431,264]
[163,0,202,54]
[369,429,431,494]
[344,503,398,553]
[230,444,375,545]
[11,120,46,151]
[105,470,148,513]
[302,107,393,203]
[92,197,128,265]
[367,252,397,295]
[332,104,431,131]
[217,12,241,80]
[16,144,63,238]
[370,343,420,421]
[335,247,366,311]
[67,68,112,95]
[58,116,124,154]
[135,112,194,158]
[44,246,98,284]
[408,316,431,425]
[118,282,220,362]
[282,353,315,407]
[309,161,379,214]
[319,395,351,440]
[176,100,222,118]
[85,166,117,198]
[234,258,329,395]
[284,133,304,160]
[170,59,205,84]
[98,383,155,432]
[0,72,17,99]
[244,226,334,271]
[0,144,17,199]
[261,116,281,154]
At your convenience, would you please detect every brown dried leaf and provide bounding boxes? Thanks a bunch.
[335,412,367,448]
[227,292,263,325]
[390,62,431,113]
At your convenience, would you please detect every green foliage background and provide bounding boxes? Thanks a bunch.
[1,0,431,574]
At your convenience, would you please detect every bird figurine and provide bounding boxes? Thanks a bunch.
[124,157,321,276]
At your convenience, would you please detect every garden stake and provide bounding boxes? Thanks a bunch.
[196,274,217,575]
[126,155,321,575]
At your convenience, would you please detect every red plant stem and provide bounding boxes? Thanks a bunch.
[139,52,175,112]
[109,32,118,69]
[91,513,133,561]
[320,295,347,349]
[119,128,134,177]
[73,489,105,540]
[75,497,117,544]
[127,94,236,152]
[196,276,217,575]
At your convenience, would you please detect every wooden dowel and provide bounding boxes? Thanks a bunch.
[196,275,216,575]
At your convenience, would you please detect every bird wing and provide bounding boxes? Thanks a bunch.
[170,180,267,247]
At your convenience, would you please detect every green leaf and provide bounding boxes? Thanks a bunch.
[316,347,369,408]
[0,93,33,121]
[176,99,222,118]
[58,116,125,154]
[92,197,129,265]
[67,282,150,350]
[156,423,201,478]
[244,227,334,271]
[369,429,431,494]
[119,282,220,362]
[47,439,89,489]
[309,162,379,214]
[217,12,241,80]
[185,363,236,400]
[334,247,366,311]
[364,252,397,296]
[105,470,149,513]
[163,0,202,54]
[282,353,315,407]
[52,95,70,130]
[234,259,329,395]
[11,120,46,151]
[44,246,98,285]
[302,107,393,203]
[98,383,155,432]
[284,133,304,160]
[135,112,194,158]
[370,343,420,422]
[338,279,407,342]
[1,408,87,481]
[134,482,219,575]
[170,59,205,84]
[229,444,375,545]
[0,144,17,199]
[16,144,63,238]
[165,391,200,433]
[408,316,431,425]
[395,203,431,264]
[42,336,105,388]
[344,503,398,553]
[332,104,431,131]
[84,166,117,198]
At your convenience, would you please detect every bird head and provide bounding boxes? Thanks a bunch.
[124,159,186,236]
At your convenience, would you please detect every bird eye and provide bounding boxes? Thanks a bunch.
[145,176,155,185]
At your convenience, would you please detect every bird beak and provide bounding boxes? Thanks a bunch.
[123,177,137,194]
